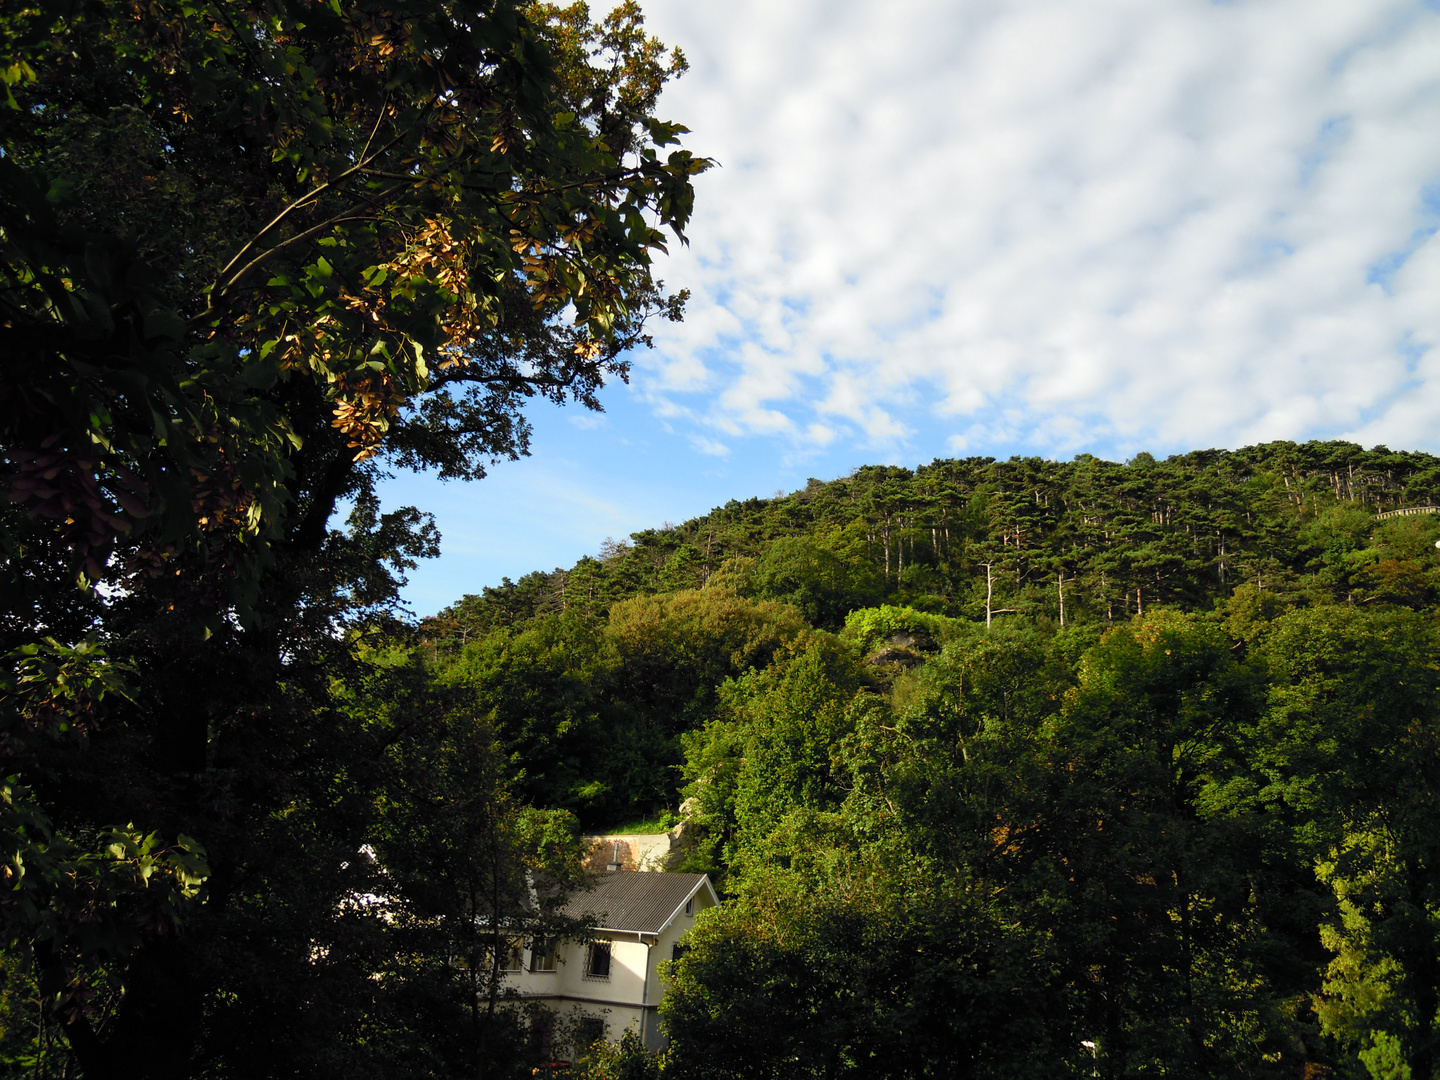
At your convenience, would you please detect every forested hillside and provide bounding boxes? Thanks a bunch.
[424,439,1440,813]
[432,441,1440,635]
[418,439,1440,1078]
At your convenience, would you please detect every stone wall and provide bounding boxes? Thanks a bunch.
[582,832,674,872]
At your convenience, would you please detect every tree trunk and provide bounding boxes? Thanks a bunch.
[985,563,994,629]
[60,940,203,1080]
[472,880,486,1080]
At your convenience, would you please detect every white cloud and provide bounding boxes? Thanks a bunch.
[635,0,1440,458]
[689,435,732,457]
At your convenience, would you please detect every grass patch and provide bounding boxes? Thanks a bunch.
[595,812,679,835]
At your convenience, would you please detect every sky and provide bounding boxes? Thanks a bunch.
[384,0,1440,615]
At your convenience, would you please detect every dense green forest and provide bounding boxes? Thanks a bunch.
[424,444,1440,791]
[413,439,1440,1078]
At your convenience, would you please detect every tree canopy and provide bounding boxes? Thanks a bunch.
[0,0,707,1075]
[3,0,706,617]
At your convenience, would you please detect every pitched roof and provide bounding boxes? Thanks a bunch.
[561,871,710,935]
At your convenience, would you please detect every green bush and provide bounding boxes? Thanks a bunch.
[839,604,969,654]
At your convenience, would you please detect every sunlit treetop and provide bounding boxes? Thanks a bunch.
[0,0,709,627]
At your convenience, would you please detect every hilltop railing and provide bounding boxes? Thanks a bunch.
[1375,506,1440,520]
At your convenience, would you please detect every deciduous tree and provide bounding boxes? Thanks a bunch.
[0,0,707,1073]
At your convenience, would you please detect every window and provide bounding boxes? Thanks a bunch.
[530,1011,554,1058]
[577,1017,606,1050]
[530,938,558,973]
[671,942,688,964]
[479,937,524,972]
[684,897,694,916]
[584,942,611,980]
[499,937,523,972]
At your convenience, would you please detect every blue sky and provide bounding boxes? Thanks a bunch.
[385,0,1440,616]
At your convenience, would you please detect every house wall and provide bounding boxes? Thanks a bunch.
[510,935,656,1054]
[641,886,716,1048]
[508,885,716,1055]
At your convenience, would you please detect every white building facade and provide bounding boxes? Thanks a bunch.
[509,871,718,1054]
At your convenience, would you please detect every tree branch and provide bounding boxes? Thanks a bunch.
[190,191,403,329]
[427,366,590,393]
[197,133,410,321]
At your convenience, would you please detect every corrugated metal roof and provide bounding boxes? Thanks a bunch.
[562,871,709,934]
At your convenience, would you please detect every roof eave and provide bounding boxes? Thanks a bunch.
[592,925,658,941]
[654,875,719,938]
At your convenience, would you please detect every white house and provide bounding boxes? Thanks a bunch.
[508,870,718,1054]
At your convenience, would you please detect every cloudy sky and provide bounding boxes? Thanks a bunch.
[387,0,1440,614]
